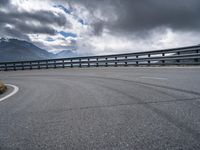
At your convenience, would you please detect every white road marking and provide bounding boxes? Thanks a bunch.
[0,84,19,102]
[140,77,168,80]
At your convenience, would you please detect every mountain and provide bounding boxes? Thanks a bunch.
[0,38,77,62]
[0,38,54,62]
[55,50,78,58]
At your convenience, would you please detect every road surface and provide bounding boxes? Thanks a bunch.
[0,67,200,150]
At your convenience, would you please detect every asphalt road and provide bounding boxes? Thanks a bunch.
[0,67,200,150]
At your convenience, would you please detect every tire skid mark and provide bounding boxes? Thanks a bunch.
[94,82,200,145]
[8,74,200,96]
[93,76,200,97]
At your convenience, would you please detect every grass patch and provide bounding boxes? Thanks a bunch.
[0,81,7,94]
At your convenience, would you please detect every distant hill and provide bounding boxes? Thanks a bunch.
[55,50,78,58]
[0,38,77,62]
[0,38,54,62]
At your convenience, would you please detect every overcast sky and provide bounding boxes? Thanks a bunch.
[0,0,200,55]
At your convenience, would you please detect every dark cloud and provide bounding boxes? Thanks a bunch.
[10,10,69,27]
[68,0,200,35]
[0,3,71,40]
[91,21,104,36]
[0,12,56,37]
[0,9,69,27]
[4,0,199,39]
[111,0,200,33]
[15,22,56,35]
[3,26,30,41]
[0,0,10,6]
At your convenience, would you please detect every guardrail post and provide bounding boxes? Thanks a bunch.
[37,62,40,69]
[194,50,199,62]
[4,64,7,71]
[62,59,65,68]
[54,60,56,68]
[176,52,180,64]
[96,58,99,67]
[71,59,73,68]
[22,62,24,70]
[13,63,16,71]
[136,55,138,66]
[79,59,82,67]
[88,58,90,67]
[115,57,117,67]
[105,58,108,67]
[125,56,128,66]
[148,54,151,65]
[162,53,165,65]
[30,62,32,70]
[45,61,48,69]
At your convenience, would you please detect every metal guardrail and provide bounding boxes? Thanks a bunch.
[0,45,200,71]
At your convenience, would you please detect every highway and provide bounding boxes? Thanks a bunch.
[0,67,200,150]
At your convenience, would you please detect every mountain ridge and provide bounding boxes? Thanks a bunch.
[0,38,77,62]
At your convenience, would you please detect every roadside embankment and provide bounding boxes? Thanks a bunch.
[0,81,7,94]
